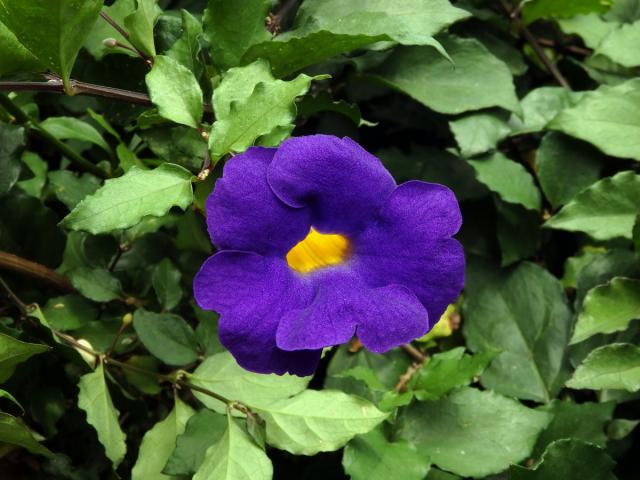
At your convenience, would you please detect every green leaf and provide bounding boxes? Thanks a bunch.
[16,151,47,198]
[536,133,603,208]
[209,72,316,160]
[0,388,23,412]
[297,92,373,127]
[463,259,573,402]
[131,397,194,480]
[0,332,50,383]
[212,59,274,116]
[132,310,198,366]
[77,362,127,468]
[558,13,619,49]
[254,390,388,455]
[0,412,53,458]
[296,0,469,45]
[0,20,43,76]
[510,87,583,135]
[84,0,136,60]
[151,258,182,310]
[371,36,520,115]
[166,9,202,73]
[0,0,102,87]
[203,0,271,71]
[572,277,640,344]
[41,295,98,331]
[61,164,194,235]
[244,30,385,78]
[398,387,551,478]
[548,79,640,161]
[40,117,111,153]
[146,55,204,128]
[567,343,640,391]
[334,366,386,392]
[193,413,272,480]
[48,170,101,210]
[596,21,640,68]
[413,348,494,401]
[522,0,612,24]
[495,200,541,266]
[449,112,511,158]
[511,439,616,480]
[342,427,431,480]
[68,267,122,302]
[124,0,161,58]
[0,123,24,196]
[189,351,310,412]
[545,171,640,240]
[533,400,615,457]
[467,152,541,211]
[122,355,162,395]
[164,409,227,475]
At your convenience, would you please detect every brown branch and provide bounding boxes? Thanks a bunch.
[537,38,592,56]
[400,343,427,363]
[499,0,572,89]
[0,78,213,113]
[394,360,425,393]
[0,251,75,293]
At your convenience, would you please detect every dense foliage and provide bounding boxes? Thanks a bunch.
[1,0,639,478]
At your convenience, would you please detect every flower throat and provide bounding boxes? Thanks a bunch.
[286,228,350,274]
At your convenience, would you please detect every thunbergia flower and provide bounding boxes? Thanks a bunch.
[194,135,464,376]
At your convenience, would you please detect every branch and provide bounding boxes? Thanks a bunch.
[400,343,427,363]
[0,251,75,293]
[0,93,109,178]
[267,0,298,34]
[0,78,213,113]
[499,0,572,89]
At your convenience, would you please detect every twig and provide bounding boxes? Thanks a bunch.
[99,11,150,63]
[537,38,592,56]
[0,93,109,178]
[0,78,213,113]
[499,0,572,89]
[0,276,28,315]
[0,251,75,293]
[400,343,427,363]
[267,0,298,34]
[394,360,425,393]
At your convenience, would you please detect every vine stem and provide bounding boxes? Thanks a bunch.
[0,277,235,409]
[0,77,213,112]
[0,251,75,293]
[499,0,572,89]
[0,93,109,178]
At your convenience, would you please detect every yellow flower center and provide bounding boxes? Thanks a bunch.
[286,228,351,274]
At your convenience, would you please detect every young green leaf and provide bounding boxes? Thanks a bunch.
[68,267,122,302]
[203,0,271,70]
[567,343,640,392]
[372,36,520,115]
[463,259,573,402]
[254,390,388,455]
[209,73,316,160]
[151,258,182,310]
[548,79,640,161]
[164,409,227,475]
[61,163,194,234]
[343,427,431,480]
[398,388,551,478]
[0,20,43,76]
[511,439,616,480]
[545,171,640,240]
[0,0,103,88]
[77,362,127,468]
[193,413,273,480]
[166,9,202,73]
[0,333,50,383]
[0,412,54,458]
[124,0,161,58]
[41,295,98,331]
[84,0,137,60]
[40,117,111,153]
[131,397,194,480]
[133,310,198,366]
[449,113,511,158]
[467,152,541,211]
[189,351,310,412]
[571,277,640,344]
[146,55,204,128]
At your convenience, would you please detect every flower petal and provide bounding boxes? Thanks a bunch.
[206,147,310,256]
[354,181,465,321]
[276,269,429,353]
[267,135,396,235]
[194,251,320,375]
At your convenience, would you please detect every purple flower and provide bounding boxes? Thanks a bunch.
[194,135,464,376]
